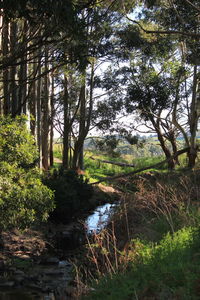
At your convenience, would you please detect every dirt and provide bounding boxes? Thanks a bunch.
[0,228,48,263]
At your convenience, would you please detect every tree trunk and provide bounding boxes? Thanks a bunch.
[41,47,50,170]
[36,51,42,168]
[49,71,54,167]
[152,117,175,169]
[188,64,199,168]
[169,134,180,165]
[72,83,86,169]
[72,62,94,169]
[29,59,36,136]
[2,17,10,115]
[18,20,28,115]
[10,21,18,117]
[63,76,70,169]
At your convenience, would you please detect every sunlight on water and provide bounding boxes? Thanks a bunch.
[86,203,116,232]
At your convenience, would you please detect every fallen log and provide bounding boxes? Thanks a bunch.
[89,156,135,168]
[90,147,190,185]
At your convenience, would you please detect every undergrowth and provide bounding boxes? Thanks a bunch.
[84,226,200,300]
[77,170,200,300]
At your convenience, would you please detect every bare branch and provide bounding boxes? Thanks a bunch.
[126,17,200,39]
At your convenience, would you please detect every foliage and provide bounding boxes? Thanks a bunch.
[0,115,38,167]
[84,226,200,300]
[0,116,54,229]
[78,169,200,299]
[44,169,94,223]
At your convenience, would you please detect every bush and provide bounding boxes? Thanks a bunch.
[45,169,94,223]
[0,115,38,167]
[0,116,54,229]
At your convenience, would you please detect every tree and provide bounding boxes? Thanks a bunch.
[131,0,200,167]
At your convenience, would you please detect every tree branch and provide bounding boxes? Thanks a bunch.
[90,147,190,185]
[126,17,200,39]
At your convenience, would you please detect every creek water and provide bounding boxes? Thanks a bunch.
[0,202,116,300]
[85,203,116,232]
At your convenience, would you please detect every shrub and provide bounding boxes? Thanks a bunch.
[0,115,38,167]
[45,169,94,223]
[0,116,54,229]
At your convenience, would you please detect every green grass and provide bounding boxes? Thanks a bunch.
[53,143,63,160]
[84,152,168,182]
[84,226,200,300]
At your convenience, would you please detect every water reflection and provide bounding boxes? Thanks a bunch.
[85,203,116,232]
[0,203,116,300]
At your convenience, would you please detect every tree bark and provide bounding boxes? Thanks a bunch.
[29,59,36,136]
[2,17,10,115]
[18,20,28,115]
[72,62,94,169]
[151,117,175,169]
[42,47,50,170]
[49,70,54,167]
[10,21,18,117]
[63,76,70,169]
[188,64,199,168]
[36,50,42,168]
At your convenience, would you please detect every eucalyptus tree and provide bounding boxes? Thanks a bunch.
[132,0,200,167]
[0,0,102,169]
[53,6,122,170]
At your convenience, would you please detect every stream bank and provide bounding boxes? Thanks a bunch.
[0,184,120,300]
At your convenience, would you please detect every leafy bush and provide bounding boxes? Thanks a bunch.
[0,116,54,229]
[45,169,94,223]
[0,115,38,167]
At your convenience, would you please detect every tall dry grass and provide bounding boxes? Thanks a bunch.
[72,170,200,299]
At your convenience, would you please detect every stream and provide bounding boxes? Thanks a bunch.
[0,202,116,300]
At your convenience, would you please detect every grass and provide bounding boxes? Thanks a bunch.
[84,151,170,185]
[83,227,200,300]
[78,170,200,300]
[52,143,200,299]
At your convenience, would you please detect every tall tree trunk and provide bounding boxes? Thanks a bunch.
[0,14,3,115]
[10,21,18,117]
[72,62,94,169]
[72,83,86,169]
[18,20,28,115]
[188,64,199,168]
[29,59,36,135]
[2,17,10,115]
[49,71,54,167]
[36,51,42,168]
[42,47,50,170]
[63,76,70,169]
